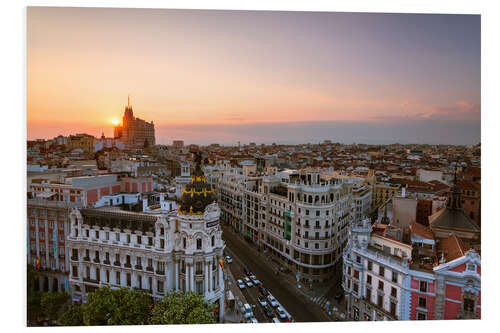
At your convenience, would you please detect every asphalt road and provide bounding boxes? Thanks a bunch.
[222,225,330,323]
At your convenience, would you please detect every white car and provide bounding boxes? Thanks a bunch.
[237,279,245,289]
[247,317,258,324]
[257,296,267,307]
[241,303,254,319]
[225,256,232,263]
[277,307,287,319]
[244,277,254,287]
[250,275,260,285]
[267,294,279,307]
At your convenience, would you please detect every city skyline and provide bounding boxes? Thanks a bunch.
[27,7,480,145]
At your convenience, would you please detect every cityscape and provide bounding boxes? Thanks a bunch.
[26,7,481,326]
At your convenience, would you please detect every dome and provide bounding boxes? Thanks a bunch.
[178,151,216,215]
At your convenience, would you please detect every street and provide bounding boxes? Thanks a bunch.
[222,224,333,323]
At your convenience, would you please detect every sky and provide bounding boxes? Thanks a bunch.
[27,7,481,145]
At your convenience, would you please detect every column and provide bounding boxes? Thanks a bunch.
[44,218,49,269]
[204,261,209,293]
[35,214,40,260]
[190,264,194,292]
[152,276,158,296]
[55,220,59,270]
[218,257,223,291]
[175,260,179,291]
[209,258,213,291]
[185,263,189,292]
[64,214,70,274]
[219,294,225,322]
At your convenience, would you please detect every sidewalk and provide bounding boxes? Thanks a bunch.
[223,263,245,323]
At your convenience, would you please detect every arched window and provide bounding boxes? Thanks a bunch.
[308,195,313,204]
[196,238,202,250]
[315,195,319,204]
[330,193,334,202]
[211,236,215,247]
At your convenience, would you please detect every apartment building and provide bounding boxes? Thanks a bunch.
[214,166,355,283]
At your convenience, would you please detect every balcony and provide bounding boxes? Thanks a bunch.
[146,266,154,273]
[124,263,132,268]
[71,255,78,261]
[156,269,165,275]
[113,261,121,267]
[93,257,100,264]
[83,256,90,262]
[103,259,111,265]
[83,277,100,285]
[135,264,143,270]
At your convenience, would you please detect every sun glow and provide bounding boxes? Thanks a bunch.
[111,118,119,126]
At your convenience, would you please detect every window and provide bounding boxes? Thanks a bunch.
[95,230,99,239]
[106,270,110,283]
[305,242,308,248]
[86,266,90,279]
[116,271,121,284]
[348,267,352,276]
[391,287,397,297]
[148,237,153,246]
[368,261,373,271]
[367,275,372,285]
[356,256,361,263]
[197,238,202,250]
[72,265,78,277]
[316,211,320,216]
[306,210,309,216]
[390,302,396,316]
[392,272,398,283]
[105,232,109,240]
[464,298,475,312]
[378,281,384,291]
[115,232,120,241]
[160,239,165,248]
[379,266,385,277]
[126,273,131,286]
[211,236,215,247]
[157,280,164,293]
[418,297,426,309]
[354,270,359,279]
[137,235,142,244]
[59,223,63,230]
[377,294,383,307]
[366,288,372,301]
[417,312,427,320]
[353,283,359,294]
[183,237,186,249]
[126,234,131,243]
[419,281,428,293]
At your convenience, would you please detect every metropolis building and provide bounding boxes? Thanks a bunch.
[66,154,226,320]
[114,96,156,149]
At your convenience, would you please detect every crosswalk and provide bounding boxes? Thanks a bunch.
[309,295,330,308]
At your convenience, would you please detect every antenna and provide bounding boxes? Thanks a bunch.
[128,94,130,108]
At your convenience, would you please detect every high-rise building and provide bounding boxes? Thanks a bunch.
[114,96,155,149]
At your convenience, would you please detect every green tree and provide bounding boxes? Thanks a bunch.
[58,305,84,326]
[149,291,216,325]
[27,265,42,324]
[82,286,152,325]
[41,291,70,321]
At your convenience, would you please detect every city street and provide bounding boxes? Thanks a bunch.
[222,224,333,323]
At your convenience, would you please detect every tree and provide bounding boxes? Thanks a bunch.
[27,265,42,324]
[149,291,216,325]
[41,291,70,321]
[81,286,152,326]
[58,305,84,326]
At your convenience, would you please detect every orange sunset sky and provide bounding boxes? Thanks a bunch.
[27,7,480,145]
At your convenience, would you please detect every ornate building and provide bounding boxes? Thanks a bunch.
[66,154,225,320]
[114,96,155,150]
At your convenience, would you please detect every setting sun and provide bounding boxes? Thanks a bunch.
[111,118,119,126]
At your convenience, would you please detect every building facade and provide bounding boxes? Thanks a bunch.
[114,97,156,149]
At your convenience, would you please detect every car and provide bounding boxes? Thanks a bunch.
[257,296,267,307]
[247,317,258,324]
[276,307,287,319]
[259,286,269,296]
[264,305,274,318]
[244,277,254,287]
[272,317,281,323]
[334,293,343,301]
[225,256,232,263]
[244,268,251,276]
[237,279,245,289]
[267,294,279,307]
[250,275,260,285]
[241,303,254,319]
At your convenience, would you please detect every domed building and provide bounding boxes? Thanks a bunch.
[66,152,226,321]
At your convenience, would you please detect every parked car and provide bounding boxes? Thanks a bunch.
[237,279,245,289]
[225,256,232,263]
[244,277,254,287]
[257,296,267,307]
[250,275,260,285]
[277,307,287,319]
[259,286,269,296]
[264,305,274,318]
[267,294,279,307]
[247,317,258,324]
[244,268,251,276]
[272,317,280,323]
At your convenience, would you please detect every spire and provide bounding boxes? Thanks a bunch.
[128,94,130,108]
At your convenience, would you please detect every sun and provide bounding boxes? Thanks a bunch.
[111,118,119,126]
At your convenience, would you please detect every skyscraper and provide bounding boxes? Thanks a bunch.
[114,96,155,149]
